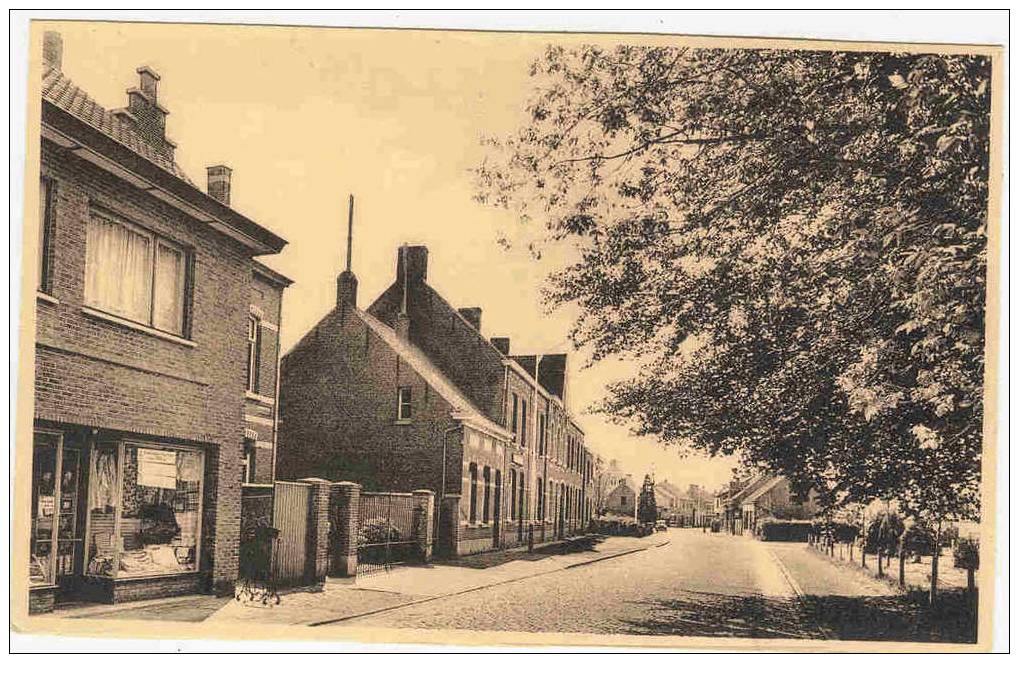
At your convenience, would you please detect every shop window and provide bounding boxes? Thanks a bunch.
[38,177,54,293]
[29,432,61,587]
[84,209,190,337]
[246,316,261,393]
[468,463,478,523]
[397,386,412,421]
[84,443,204,579]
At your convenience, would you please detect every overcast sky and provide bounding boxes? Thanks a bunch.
[42,20,738,490]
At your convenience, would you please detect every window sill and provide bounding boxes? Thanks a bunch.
[394,419,412,426]
[82,306,196,348]
[245,391,276,404]
[36,291,59,305]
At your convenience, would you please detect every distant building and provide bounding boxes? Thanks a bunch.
[603,476,637,519]
[277,244,597,556]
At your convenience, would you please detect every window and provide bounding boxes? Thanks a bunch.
[509,470,517,519]
[536,477,544,519]
[482,467,491,523]
[520,400,528,447]
[468,463,478,523]
[29,432,60,587]
[519,478,525,521]
[510,393,519,435]
[538,413,546,456]
[246,316,261,393]
[397,386,412,421]
[620,495,628,507]
[38,177,54,292]
[241,440,256,484]
[85,210,189,336]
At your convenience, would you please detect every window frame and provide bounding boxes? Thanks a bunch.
[468,463,479,523]
[482,466,491,524]
[38,177,55,293]
[397,386,413,422]
[84,207,192,338]
[246,315,262,394]
[242,439,256,484]
[520,399,528,447]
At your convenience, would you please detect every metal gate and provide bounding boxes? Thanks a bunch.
[357,492,419,576]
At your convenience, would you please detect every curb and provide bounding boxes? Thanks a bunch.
[307,537,669,627]
[764,546,833,641]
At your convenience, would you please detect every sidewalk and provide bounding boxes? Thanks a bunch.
[208,533,668,626]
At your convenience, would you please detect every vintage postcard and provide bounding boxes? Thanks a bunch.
[11,16,1004,652]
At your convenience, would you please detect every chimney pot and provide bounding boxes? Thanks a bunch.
[207,165,232,205]
[458,307,482,332]
[42,31,62,71]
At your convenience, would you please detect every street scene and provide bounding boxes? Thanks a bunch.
[16,17,997,651]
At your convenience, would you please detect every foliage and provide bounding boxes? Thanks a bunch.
[358,519,404,546]
[864,512,904,554]
[758,518,813,542]
[953,537,979,571]
[900,522,937,557]
[477,45,991,526]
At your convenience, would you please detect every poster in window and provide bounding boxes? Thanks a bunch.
[137,448,177,489]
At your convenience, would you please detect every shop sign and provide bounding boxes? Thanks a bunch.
[137,448,177,489]
[511,452,524,466]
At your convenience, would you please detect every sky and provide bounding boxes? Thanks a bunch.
[41,20,738,491]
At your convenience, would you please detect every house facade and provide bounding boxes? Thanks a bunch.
[603,477,637,519]
[28,33,288,613]
[277,244,596,556]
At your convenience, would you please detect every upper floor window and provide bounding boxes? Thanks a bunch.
[520,399,528,447]
[241,439,256,484]
[246,316,261,393]
[397,386,412,421]
[85,210,189,336]
[38,177,54,293]
[510,393,519,436]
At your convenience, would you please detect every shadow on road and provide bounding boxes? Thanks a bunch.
[433,535,609,570]
[622,588,977,643]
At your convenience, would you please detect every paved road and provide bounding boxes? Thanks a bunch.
[334,528,896,638]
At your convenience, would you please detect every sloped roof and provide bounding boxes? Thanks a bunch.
[741,475,787,505]
[42,65,195,185]
[730,474,776,506]
[357,309,512,440]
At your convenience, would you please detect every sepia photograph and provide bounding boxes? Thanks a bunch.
[10,12,1005,653]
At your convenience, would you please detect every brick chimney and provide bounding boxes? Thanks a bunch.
[395,245,428,285]
[537,353,568,401]
[458,307,482,332]
[42,31,62,70]
[337,270,357,309]
[491,337,511,356]
[122,66,175,160]
[206,165,232,205]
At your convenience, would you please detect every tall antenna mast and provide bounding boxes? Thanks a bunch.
[345,194,354,273]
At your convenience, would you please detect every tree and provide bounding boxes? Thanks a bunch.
[637,474,658,525]
[477,46,990,562]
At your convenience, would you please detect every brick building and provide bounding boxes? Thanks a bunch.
[27,33,289,613]
[278,244,597,556]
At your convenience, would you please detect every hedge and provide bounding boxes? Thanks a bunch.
[758,519,812,542]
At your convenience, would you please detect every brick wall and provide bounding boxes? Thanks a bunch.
[277,305,464,498]
[35,141,258,592]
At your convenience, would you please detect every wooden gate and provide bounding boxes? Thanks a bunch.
[271,481,311,585]
[357,492,419,576]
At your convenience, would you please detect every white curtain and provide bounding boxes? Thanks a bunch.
[152,243,184,334]
[85,214,152,323]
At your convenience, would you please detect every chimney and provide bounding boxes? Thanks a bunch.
[395,313,411,341]
[458,307,482,332]
[395,245,428,285]
[207,165,232,205]
[537,353,568,401]
[125,66,173,159]
[491,337,511,356]
[42,31,62,71]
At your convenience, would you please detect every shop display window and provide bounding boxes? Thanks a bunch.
[117,445,203,577]
[30,432,60,586]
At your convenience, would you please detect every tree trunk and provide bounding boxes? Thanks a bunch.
[967,568,975,593]
[898,549,906,588]
[849,538,854,561]
[929,523,942,605]
[877,549,883,577]
[862,547,867,568]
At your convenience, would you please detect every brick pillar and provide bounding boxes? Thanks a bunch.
[412,490,435,562]
[438,494,461,558]
[298,478,331,586]
[329,481,360,577]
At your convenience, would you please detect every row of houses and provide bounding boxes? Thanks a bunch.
[713,473,819,535]
[25,32,599,614]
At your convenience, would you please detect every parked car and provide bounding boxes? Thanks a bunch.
[655,520,668,532]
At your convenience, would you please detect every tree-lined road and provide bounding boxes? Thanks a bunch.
[334,529,896,638]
